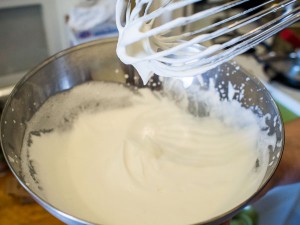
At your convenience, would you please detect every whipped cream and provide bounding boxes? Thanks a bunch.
[21,81,274,225]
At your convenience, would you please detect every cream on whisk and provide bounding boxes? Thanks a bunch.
[116,0,225,84]
[116,0,290,84]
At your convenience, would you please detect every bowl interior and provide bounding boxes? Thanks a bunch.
[0,38,284,225]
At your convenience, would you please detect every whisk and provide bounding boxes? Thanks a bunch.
[116,0,300,82]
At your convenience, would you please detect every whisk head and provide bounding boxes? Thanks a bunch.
[116,0,300,83]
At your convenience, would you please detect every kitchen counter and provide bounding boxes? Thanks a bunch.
[0,172,63,225]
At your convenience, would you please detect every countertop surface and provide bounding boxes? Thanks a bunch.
[0,171,63,225]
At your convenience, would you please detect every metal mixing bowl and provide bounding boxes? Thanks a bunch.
[0,38,284,225]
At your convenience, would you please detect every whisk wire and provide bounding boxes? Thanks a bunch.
[153,6,300,74]
[130,0,299,62]
[159,0,297,48]
[117,0,300,78]
[125,0,249,45]
[187,0,274,37]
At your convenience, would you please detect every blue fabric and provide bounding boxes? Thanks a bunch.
[253,183,300,225]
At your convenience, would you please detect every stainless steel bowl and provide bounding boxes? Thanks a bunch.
[0,38,284,225]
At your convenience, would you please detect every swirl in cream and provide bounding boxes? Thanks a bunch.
[22,82,272,225]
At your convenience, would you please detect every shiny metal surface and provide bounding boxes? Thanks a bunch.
[0,38,284,225]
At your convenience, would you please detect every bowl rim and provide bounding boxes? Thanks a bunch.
[0,37,285,225]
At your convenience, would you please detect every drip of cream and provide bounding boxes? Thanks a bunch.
[21,82,274,225]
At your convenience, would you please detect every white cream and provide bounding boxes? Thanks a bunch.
[115,0,239,84]
[21,81,274,225]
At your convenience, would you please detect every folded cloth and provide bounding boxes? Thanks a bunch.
[68,0,117,32]
[253,183,300,225]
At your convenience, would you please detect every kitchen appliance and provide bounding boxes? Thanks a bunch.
[0,38,284,225]
[257,28,300,88]
[0,0,66,104]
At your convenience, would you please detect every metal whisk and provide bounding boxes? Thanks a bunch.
[116,0,300,79]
